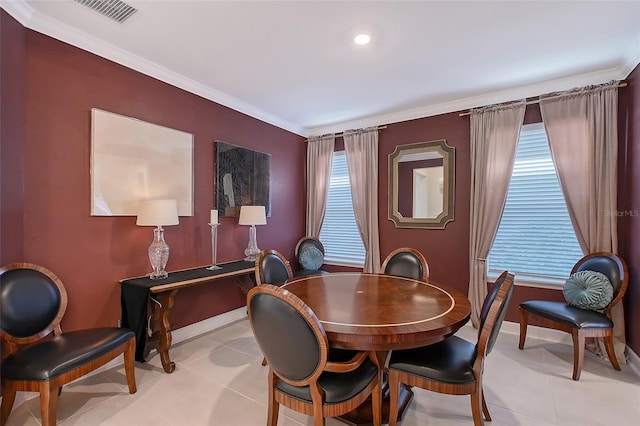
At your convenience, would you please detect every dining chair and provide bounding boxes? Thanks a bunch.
[387,271,514,426]
[518,252,628,380]
[294,236,329,277]
[381,247,429,281]
[247,284,381,426]
[0,263,137,426]
[254,249,294,286]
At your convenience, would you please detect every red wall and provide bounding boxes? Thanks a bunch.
[378,114,471,295]
[0,10,25,264]
[6,22,305,331]
[620,64,640,355]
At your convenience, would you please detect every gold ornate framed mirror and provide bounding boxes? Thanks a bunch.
[388,139,455,229]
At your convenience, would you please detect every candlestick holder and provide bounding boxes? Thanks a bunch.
[207,223,221,270]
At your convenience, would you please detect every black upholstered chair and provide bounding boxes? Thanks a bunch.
[255,249,294,286]
[247,284,381,426]
[519,252,628,381]
[381,247,429,281]
[0,263,137,426]
[294,236,329,277]
[388,271,514,426]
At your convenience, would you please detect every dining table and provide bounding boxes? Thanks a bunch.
[282,272,471,425]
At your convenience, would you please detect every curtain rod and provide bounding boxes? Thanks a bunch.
[306,125,388,141]
[458,82,628,117]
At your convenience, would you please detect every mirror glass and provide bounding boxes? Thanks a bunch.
[388,140,455,229]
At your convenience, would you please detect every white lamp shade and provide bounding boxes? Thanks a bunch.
[238,205,267,226]
[136,199,179,226]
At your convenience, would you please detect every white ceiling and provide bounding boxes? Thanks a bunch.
[4,0,640,136]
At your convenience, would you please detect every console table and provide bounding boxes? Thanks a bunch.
[120,260,256,373]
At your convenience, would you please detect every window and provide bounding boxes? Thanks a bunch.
[487,123,583,286]
[319,151,366,266]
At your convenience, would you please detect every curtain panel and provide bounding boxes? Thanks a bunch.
[468,101,526,326]
[540,81,625,364]
[343,127,381,273]
[305,135,335,237]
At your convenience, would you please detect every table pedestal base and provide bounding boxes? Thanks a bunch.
[337,384,413,426]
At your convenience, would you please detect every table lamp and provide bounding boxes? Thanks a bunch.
[136,199,179,279]
[238,205,267,262]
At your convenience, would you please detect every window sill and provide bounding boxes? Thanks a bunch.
[324,259,365,268]
[487,271,564,290]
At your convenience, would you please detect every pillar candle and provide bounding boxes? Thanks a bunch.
[210,209,218,224]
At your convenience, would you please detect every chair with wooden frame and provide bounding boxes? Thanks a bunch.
[247,284,381,426]
[0,263,137,426]
[294,236,329,277]
[254,249,294,286]
[254,249,294,365]
[381,247,429,281]
[518,252,628,381]
[387,271,514,426]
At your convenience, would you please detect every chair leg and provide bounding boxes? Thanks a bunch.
[481,390,492,421]
[39,381,59,426]
[267,371,279,426]
[518,307,528,350]
[571,330,586,381]
[603,334,621,371]
[388,371,400,426]
[0,387,17,426]
[470,388,485,426]
[124,338,138,394]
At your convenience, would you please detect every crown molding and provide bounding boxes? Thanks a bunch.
[306,63,635,136]
[3,1,638,139]
[1,1,306,136]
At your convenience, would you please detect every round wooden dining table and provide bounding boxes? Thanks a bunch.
[282,272,471,425]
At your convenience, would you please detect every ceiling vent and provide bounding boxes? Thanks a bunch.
[74,0,137,24]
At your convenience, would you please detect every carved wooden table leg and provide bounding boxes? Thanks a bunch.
[148,289,178,373]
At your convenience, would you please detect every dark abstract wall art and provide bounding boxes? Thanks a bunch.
[215,141,271,217]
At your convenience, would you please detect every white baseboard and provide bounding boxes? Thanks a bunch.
[85,307,248,378]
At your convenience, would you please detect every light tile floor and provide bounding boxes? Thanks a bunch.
[4,320,639,425]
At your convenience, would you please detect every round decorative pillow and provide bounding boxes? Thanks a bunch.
[299,246,324,271]
[563,270,613,311]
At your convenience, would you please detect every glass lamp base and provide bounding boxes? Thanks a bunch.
[149,271,169,280]
[244,225,261,262]
[148,227,170,280]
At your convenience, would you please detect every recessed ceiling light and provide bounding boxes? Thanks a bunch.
[354,34,371,45]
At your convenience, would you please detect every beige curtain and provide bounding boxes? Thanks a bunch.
[469,101,526,326]
[343,127,381,273]
[306,135,335,237]
[540,81,625,364]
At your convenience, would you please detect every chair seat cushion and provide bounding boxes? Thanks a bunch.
[276,358,377,404]
[1,328,135,381]
[388,336,476,385]
[520,300,613,329]
[563,270,613,311]
[299,246,324,271]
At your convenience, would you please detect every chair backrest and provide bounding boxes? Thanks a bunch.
[476,271,514,358]
[247,284,327,385]
[255,249,293,286]
[572,253,628,304]
[295,236,325,259]
[381,247,429,281]
[0,263,67,346]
